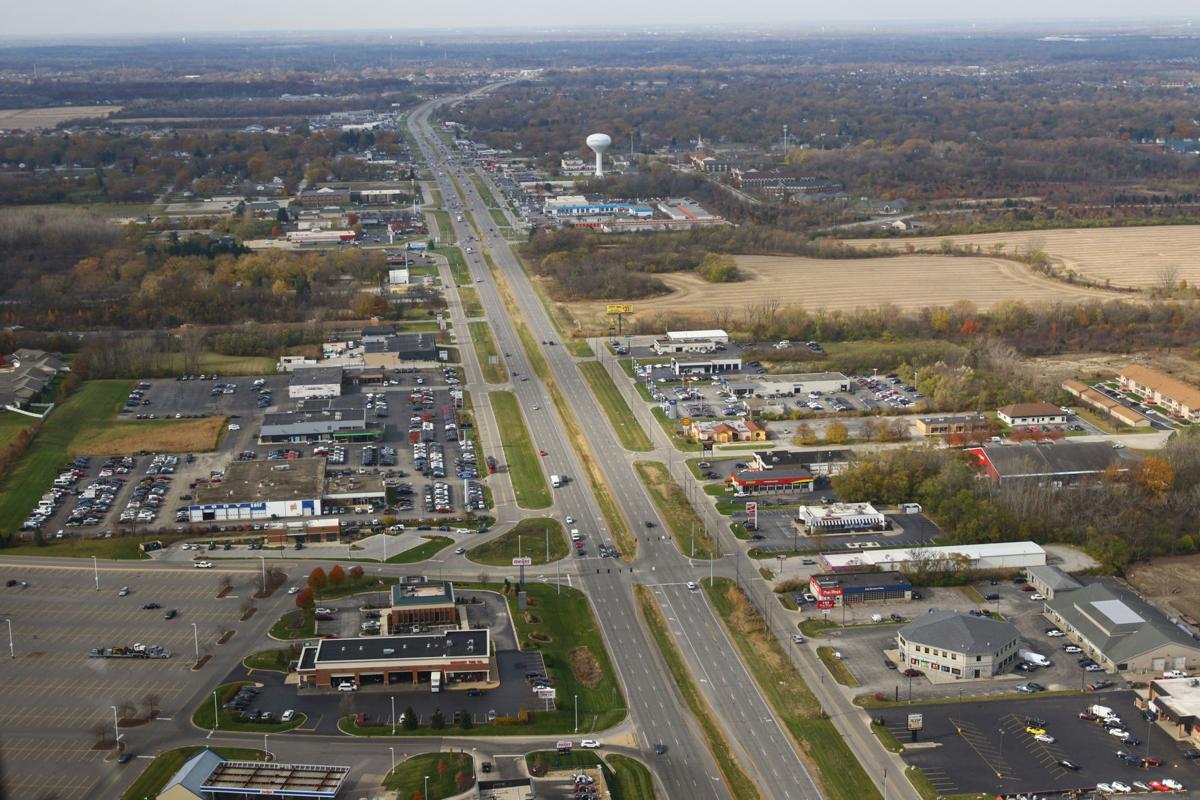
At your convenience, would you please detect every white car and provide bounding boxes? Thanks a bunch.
[580,740,601,749]
[792,634,806,644]
[1046,629,1065,637]
[228,423,240,431]
[1107,728,1131,738]
[181,543,192,550]
[336,682,357,692]
[280,710,295,722]
[686,582,698,591]
[1030,593,1046,601]
[1033,733,1055,744]
[1095,784,1114,795]
[565,516,575,524]
[1109,781,1131,793]
[1162,778,1183,790]
[455,547,466,555]
[194,560,213,568]
[1163,670,1190,679]
[315,607,335,615]
[287,586,300,595]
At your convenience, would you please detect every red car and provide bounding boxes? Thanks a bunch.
[1021,584,1036,592]
[539,450,548,456]
[903,668,924,678]
[1142,757,1165,767]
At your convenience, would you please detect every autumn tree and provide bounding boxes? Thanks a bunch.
[328,564,346,588]
[295,588,315,610]
[348,565,364,580]
[1135,456,1174,500]
[824,421,849,444]
[307,566,328,592]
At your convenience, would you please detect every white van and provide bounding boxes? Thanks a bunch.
[1089,704,1114,718]
[1018,649,1051,667]
[550,475,562,489]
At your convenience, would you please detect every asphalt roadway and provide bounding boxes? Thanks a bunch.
[411,95,825,800]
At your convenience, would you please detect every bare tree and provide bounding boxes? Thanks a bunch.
[142,692,161,720]
[91,721,111,748]
[1157,264,1181,294]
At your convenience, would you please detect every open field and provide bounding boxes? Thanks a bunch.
[0,105,121,129]
[73,415,226,455]
[565,254,1127,327]
[1126,554,1200,624]
[489,391,551,509]
[843,225,1200,290]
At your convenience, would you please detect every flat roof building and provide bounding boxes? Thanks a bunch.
[728,466,813,495]
[752,449,852,476]
[898,610,1021,680]
[296,629,491,689]
[289,366,344,399]
[1044,581,1200,676]
[387,580,458,630]
[190,459,325,522]
[260,409,375,443]
[798,502,886,534]
[809,572,912,607]
[966,441,1132,484]
[1148,677,1200,746]
[670,355,741,375]
[820,541,1046,574]
[363,334,440,368]
[997,402,1069,427]
[914,413,991,437]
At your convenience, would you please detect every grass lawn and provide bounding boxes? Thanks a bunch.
[871,720,905,753]
[704,578,880,800]
[0,534,166,559]
[470,174,499,208]
[650,407,702,451]
[440,246,471,285]
[269,608,315,640]
[121,747,264,800]
[579,362,652,451]
[469,517,567,566]
[384,752,475,797]
[607,753,658,800]
[470,322,508,384]
[163,352,278,375]
[634,585,759,800]
[192,682,307,733]
[816,646,860,687]
[0,412,34,450]
[387,535,454,564]
[489,392,551,509]
[458,286,484,317]
[633,461,715,559]
[490,208,508,227]
[73,415,226,455]
[243,646,297,673]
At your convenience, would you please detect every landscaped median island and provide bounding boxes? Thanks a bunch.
[469,321,507,384]
[633,584,760,800]
[816,646,861,687]
[489,391,551,509]
[468,517,567,566]
[633,460,716,559]
[526,750,657,800]
[121,747,265,800]
[192,681,306,733]
[702,578,882,800]
[383,752,475,798]
[579,360,653,451]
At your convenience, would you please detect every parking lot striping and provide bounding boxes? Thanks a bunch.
[951,716,1015,778]
[920,769,958,790]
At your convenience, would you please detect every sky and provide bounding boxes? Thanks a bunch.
[2,0,1195,37]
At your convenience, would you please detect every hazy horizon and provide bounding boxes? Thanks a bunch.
[3,1,1196,39]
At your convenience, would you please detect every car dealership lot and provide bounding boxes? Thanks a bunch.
[878,691,1200,796]
[0,562,261,798]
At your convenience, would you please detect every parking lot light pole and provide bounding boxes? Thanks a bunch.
[3,618,12,658]
[574,694,579,733]
[259,556,267,593]
[424,775,429,800]
[191,622,199,659]
[110,705,121,744]
[92,556,99,591]
[389,746,395,774]
[212,691,219,733]
[391,696,396,735]
[263,733,269,760]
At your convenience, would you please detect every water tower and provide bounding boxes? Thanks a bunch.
[586,132,612,177]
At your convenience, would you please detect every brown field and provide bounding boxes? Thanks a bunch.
[72,417,226,456]
[1126,554,1200,625]
[0,105,121,130]
[842,226,1200,290]
[564,253,1126,327]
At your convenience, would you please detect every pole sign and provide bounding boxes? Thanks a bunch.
[746,502,758,530]
[537,687,557,700]
[606,304,633,315]
[512,557,532,567]
[907,713,924,731]
[817,598,835,610]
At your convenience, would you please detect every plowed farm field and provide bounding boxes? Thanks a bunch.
[843,225,1200,290]
[564,253,1125,327]
[0,106,121,129]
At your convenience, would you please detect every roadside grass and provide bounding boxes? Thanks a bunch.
[470,322,508,384]
[386,535,454,564]
[634,585,760,800]
[0,534,160,559]
[579,362,652,451]
[313,575,398,599]
[468,517,567,566]
[633,461,715,559]
[854,688,1083,708]
[440,246,471,285]
[269,608,315,640]
[73,415,226,455]
[607,754,657,800]
[489,391,551,509]
[384,752,474,797]
[525,750,656,800]
[458,286,484,317]
[429,209,452,238]
[704,578,881,800]
[243,646,296,673]
[121,747,264,800]
[490,208,508,228]
[0,412,34,450]
[816,646,861,686]
[192,681,306,733]
[960,585,987,604]
[470,174,499,208]
[871,721,905,752]
[650,407,703,451]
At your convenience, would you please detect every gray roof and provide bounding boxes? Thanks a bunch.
[261,409,366,437]
[1027,565,1083,592]
[977,442,1131,479]
[290,366,344,386]
[899,610,1019,655]
[161,747,224,799]
[364,333,438,358]
[754,449,853,468]
[1046,582,1200,663]
[313,629,488,664]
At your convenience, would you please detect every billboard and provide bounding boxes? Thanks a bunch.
[536,687,557,700]
[606,304,633,315]
[512,557,533,567]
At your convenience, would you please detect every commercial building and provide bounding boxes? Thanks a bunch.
[1147,677,1200,746]
[296,629,491,689]
[387,580,458,631]
[299,187,352,207]
[361,325,396,343]
[189,459,325,522]
[322,471,386,511]
[670,355,742,375]
[1025,565,1083,600]
[260,409,375,444]
[996,402,1069,427]
[965,441,1132,485]
[651,329,731,355]
[752,448,852,477]
[1044,582,1200,675]
[157,747,349,800]
[289,366,344,399]
[898,610,1022,679]
[0,348,68,411]
[819,541,1047,574]
[686,418,767,444]
[1119,364,1200,422]
[728,466,813,495]
[285,229,356,245]
[809,572,912,608]
[798,502,887,534]
[914,414,991,437]
[362,334,440,368]
[746,372,852,397]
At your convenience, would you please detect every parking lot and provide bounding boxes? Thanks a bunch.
[0,561,267,799]
[878,691,1200,796]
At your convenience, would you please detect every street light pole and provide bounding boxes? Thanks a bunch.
[191,622,199,659]
[110,705,120,745]
[212,691,219,732]
[424,775,430,800]
[574,694,579,733]
[92,556,99,591]
[263,733,269,760]
[3,618,12,658]
[259,556,267,593]
[389,746,396,774]
[391,696,396,735]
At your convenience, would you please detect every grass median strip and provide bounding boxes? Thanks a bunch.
[489,391,551,509]
[470,322,507,384]
[469,517,566,566]
[817,646,861,687]
[458,285,484,318]
[634,584,759,800]
[633,461,715,559]
[579,361,652,451]
[703,578,881,800]
[386,535,454,563]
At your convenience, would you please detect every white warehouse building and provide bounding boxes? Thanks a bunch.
[820,541,1046,574]
[288,366,344,399]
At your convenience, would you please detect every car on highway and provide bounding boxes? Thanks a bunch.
[580,740,601,749]
[653,742,667,755]
[194,560,213,568]
[142,602,161,609]
[118,586,130,596]
[792,634,806,644]
[164,609,177,619]
[687,582,698,591]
